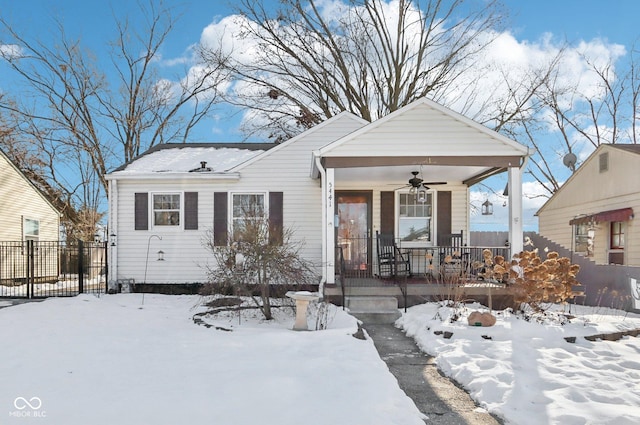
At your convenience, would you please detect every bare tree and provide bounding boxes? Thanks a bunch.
[201,201,317,320]
[0,2,229,237]
[200,0,506,141]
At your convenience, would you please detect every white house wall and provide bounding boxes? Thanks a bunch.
[111,114,366,285]
[321,102,527,158]
[0,152,59,241]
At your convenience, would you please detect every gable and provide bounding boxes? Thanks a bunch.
[318,98,528,158]
[537,144,640,214]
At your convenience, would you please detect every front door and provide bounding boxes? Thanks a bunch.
[336,192,372,273]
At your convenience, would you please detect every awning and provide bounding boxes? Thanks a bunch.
[569,208,634,225]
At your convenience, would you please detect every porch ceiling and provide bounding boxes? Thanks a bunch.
[334,165,495,187]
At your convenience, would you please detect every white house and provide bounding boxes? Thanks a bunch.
[106,98,530,296]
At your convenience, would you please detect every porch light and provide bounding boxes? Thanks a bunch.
[110,233,117,246]
[417,188,427,203]
[482,199,493,216]
[157,250,165,261]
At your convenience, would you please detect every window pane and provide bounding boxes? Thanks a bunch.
[154,211,180,226]
[24,219,39,236]
[233,194,265,218]
[397,191,432,242]
[153,194,180,226]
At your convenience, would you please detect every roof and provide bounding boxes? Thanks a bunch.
[108,143,277,178]
[569,207,634,225]
[608,144,640,155]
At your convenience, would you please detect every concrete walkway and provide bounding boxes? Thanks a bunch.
[364,324,502,425]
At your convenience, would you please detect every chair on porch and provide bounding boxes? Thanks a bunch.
[438,231,469,278]
[376,231,411,278]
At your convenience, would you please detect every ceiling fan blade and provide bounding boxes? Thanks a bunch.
[423,181,447,186]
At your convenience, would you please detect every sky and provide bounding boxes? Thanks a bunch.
[1,0,639,231]
[1,293,639,424]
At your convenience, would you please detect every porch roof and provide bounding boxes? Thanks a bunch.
[312,98,529,185]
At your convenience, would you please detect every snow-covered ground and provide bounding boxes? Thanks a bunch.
[1,294,639,425]
[0,294,425,425]
[399,302,640,425]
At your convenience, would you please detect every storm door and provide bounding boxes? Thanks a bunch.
[336,192,372,274]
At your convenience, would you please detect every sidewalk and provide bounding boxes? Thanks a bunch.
[364,323,502,425]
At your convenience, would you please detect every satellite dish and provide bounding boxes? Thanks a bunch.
[563,152,577,170]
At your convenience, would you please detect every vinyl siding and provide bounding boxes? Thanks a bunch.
[538,145,640,266]
[0,153,59,241]
[322,103,526,158]
[111,115,366,284]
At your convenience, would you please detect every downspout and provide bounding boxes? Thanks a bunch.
[315,155,327,295]
[108,179,118,291]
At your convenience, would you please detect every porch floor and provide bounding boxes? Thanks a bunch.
[324,276,514,309]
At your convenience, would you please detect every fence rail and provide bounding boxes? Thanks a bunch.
[0,240,107,298]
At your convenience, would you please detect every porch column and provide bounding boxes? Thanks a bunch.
[508,165,524,256]
[324,168,336,284]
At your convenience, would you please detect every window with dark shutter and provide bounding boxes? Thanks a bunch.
[135,193,149,230]
[269,192,283,245]
[213,192,228,246]
[184,192,198,230]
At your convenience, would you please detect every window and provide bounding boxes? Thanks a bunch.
[24,218,40,242]
[398,192,432,243]
[153,193,181,226]
[232,193,265,239]
[574,224,594,256]
[610,221,625,249]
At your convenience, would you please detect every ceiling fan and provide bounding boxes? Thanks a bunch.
[405,171,446,190]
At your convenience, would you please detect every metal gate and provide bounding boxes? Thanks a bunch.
[0,240,107,298]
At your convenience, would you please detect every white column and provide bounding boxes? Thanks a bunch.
[508,166,524,256]
[324,168,336,284]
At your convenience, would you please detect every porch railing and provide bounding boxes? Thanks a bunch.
[335,236,511,281]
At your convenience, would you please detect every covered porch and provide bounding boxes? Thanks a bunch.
[311,98,530,303]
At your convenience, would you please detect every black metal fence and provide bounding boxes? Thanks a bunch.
[0,240,107,298]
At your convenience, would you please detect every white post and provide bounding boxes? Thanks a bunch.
[324,168,336,284]
[508,166,524,256]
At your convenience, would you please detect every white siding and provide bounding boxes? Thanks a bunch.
[322,103,527,158]
[111,115,367,284]
[0,153,59,241]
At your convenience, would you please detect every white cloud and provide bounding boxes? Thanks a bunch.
[0,43,23,59]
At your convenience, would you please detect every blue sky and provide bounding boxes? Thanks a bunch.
[1,0,639,231]
[2,0,638,142]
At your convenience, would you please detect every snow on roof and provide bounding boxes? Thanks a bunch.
[112,143,274,175]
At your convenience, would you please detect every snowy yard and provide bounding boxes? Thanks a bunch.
[1,294,640,425]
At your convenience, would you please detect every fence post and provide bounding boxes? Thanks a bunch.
[78,240,84,294]
[104,241,108,293]
[27,240,34,299]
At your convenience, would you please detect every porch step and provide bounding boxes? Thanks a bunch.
[346,296,402,324]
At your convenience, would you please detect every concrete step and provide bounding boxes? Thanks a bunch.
[346,296,402,324]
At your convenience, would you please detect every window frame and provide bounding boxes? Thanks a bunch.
[396,189,434,247]
[151,192,183,229]
[229,192,268,240]
[610,221,625,250]
[23,217,40,242]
